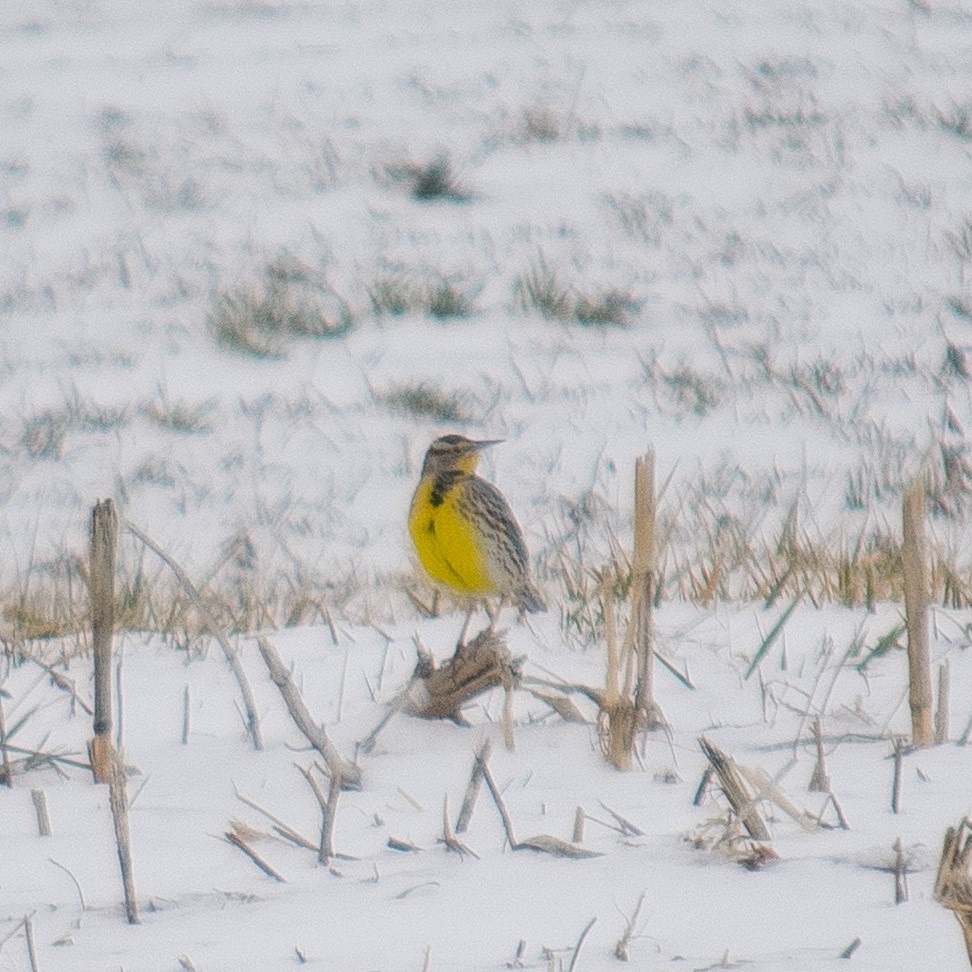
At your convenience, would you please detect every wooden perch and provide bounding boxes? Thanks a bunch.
[359,628,523,755]
[935,818,972,965]
[401,627,522,722]
[256,638,361,790]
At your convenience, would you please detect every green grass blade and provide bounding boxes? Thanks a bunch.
[744,595,801,681]
[855,624,906,672]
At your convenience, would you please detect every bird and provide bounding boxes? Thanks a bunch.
[409,434,545,641]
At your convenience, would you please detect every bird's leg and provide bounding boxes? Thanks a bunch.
[455,604,476,650]
[487,596,507,632]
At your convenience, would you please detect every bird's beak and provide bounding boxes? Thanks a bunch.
[471,439,503,451]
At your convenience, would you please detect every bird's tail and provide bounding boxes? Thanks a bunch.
[516,582,546,614]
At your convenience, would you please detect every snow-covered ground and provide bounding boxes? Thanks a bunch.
[3,0,972,968]
[2,603,972,971]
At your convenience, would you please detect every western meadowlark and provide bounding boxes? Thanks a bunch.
[409,435,545,635]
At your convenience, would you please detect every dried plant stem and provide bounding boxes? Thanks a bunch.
[961,709,972,748]
[632,450,657,720]
[894,837,909,904]
[840,938,862,960]
[401,628,520,723]
[809,716,830,792]
[107,751,139,924]
[479,753,599,859]
[698,736,770,841]
[114,652,125,752]
[481,757,518,849]
[90,499,117,783]
[322,769,342,864]
[223,831,286,883]
[440,795,478,858]
[820,790,851,832]
[336,646,350,724]
[602,581,620,699]
[739,763,818,832]
[614,890,648,961]
[298,763,341,865]
[525,688,587,723]
[934,818,972,964]
[233,786,316,852]
[358,632,519,754]
[654,652,694,689]
[23,914,39,972]
[256,637,360,790]
[572,806,585,843]
[456,738,492,834]
[807,717,850,829]
[48,858,86,910]
[126,522,263,752]
[323,605,339,646]
[567,916,597,972]
[182,686,190,745]
[902,483,933,747]
[31,790,51,836]
[693,766,714,807]
[598,801,644,837]
[936,661,950,744]
[892,739,904,815]
[29,659,92,716]
[0,695,12,787]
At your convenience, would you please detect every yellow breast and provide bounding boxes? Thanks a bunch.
[408,474,496,597]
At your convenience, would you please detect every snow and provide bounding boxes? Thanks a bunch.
[2,605,971,969]
[2,0,971,596]
[3,0,972,967]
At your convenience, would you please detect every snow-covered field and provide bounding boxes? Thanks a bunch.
[3,0,972,616]
[3,605,972,970]
[3,0,972,968]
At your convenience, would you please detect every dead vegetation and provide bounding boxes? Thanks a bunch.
[936,819,972,965]
[207,257,352,358]
[5,450,972,649]
[0,460,964,970]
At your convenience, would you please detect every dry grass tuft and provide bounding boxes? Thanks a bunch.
[207,257,351,358]
[512,258,636,328]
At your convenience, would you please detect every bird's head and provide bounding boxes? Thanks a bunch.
[420,434,502,477]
